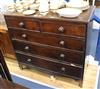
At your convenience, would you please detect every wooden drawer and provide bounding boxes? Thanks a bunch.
[16,52,83,79]
[13,40,84,65]
[5,16,40,31]
[9,29,85,51]
[41,20,86,37]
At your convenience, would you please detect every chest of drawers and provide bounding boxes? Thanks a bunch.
[4,6,95,87]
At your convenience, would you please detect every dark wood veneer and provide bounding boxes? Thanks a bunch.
[9,28,85,51]
[12,40,84,65]
[5,16,40,31]
[41,20,86,37]
[4,6,95,87]
[16,52,82,79]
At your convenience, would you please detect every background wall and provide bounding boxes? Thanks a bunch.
[0,0,14,12]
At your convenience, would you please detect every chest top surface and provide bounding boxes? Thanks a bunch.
[4,6,95,23]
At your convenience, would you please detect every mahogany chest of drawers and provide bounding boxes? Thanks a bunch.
[4,6,95,87]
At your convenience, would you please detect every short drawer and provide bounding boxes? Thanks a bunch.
[41,20,86,37]
[13,40,84,65]
[9,29,85,51]
[5,16,40,31]
[16,52,83,79]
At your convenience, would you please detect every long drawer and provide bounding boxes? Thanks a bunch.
[41,20,86,37]
[9,28,85,51]
[13,40,84,65]
[16,52,83,79]
[5,16,40,31]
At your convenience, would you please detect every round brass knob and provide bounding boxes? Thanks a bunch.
[22,34,27,38]
[19,22,24,28]
[24,46,29,50]
[60,54,65,58]
[58,26,64,33]
[61,67,66,71]
[27,59,31,62]
[59,40,64,46]
[70,63,76,67]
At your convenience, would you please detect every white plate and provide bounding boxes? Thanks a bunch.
[56,8,82,18]
[66,1,89,10]
[23,10,35,15]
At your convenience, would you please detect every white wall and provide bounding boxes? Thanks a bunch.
[0,0,14,6]
[0,0,14,12]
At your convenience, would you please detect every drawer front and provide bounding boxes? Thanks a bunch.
[9,29,85,51]
[41,20,86,37]
[13,40,84,65]
[5,16,40,31]
[16,52,82,79]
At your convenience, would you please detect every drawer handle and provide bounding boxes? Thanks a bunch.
[61,67,66,71]
[22,34,27,38]
[27,59,31,62]
[60,54,65,58]
[59,40,65,46]
[70,63,76,67]
[24,46,29,50]
[58,26,64,33]
[19,22,24,28]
